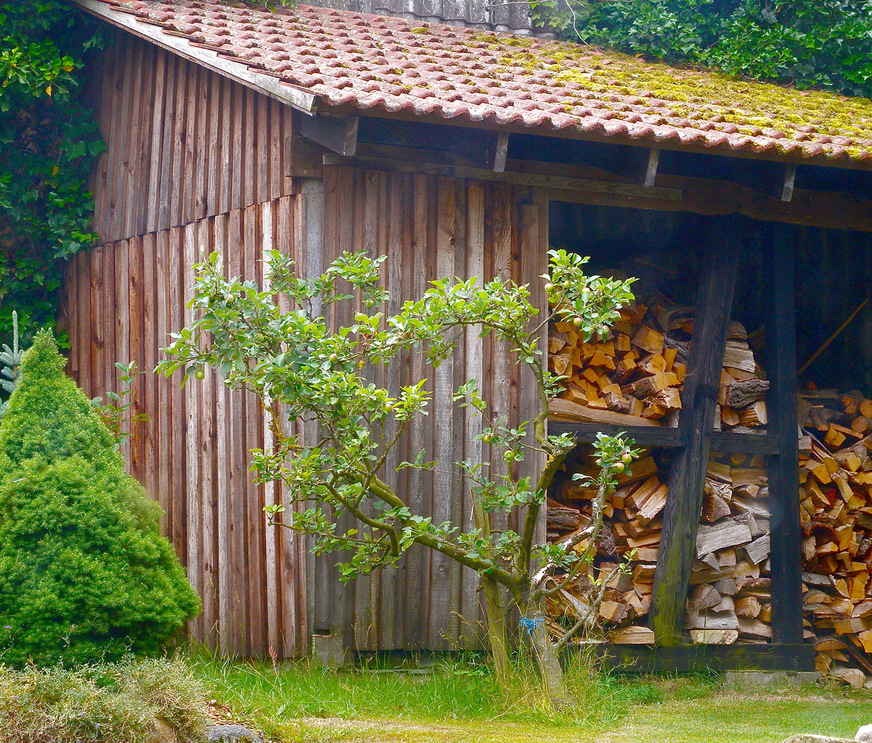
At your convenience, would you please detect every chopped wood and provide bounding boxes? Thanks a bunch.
[548,398,659,427]
[609,626,654,645]
[690,629,738,645]
[696,519,753,558]
[723,378,770,408]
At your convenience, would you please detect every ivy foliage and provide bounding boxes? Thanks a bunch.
[0,331,200,667]
[545,0,872,98]
[0,1,104,342]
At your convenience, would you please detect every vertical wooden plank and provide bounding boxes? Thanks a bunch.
[650,219,741,645]
[121,37,145,241]
[127,236,145,483]
[212,212,232,654]
[767,223,803,644]
[114,238,131,465]
[100,240,117,400]
[228,208,248,656]
[168,226,186,563]
[205,70,222,219]
[261,199,281,655]
[63,254,79,384]
[429,177,457,649]
[377,172,403,650]
[230,83,244,213]
[243,203,267,656]
[193,65,209,222]
[142,232,158,512]
[145,47,168,233]
[181,60,199,227]
[459,181,486,647]
[156,229,173,535]
[197,217,219,647]
[88,246,104,403]
[182,221,204,642]
[157,54,177,232]
[244,88,258,209]
[105,40,130,242]
[169,56,188,231]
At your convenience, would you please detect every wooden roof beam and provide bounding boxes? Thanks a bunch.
[300,114,359,157]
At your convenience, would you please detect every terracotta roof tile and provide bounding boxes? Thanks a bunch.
[89,0,872,165]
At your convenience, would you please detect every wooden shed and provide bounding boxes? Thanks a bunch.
[62,0,872,672]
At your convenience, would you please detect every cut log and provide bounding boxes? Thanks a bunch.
[548,398,659,427]
[609,626,655,645]
[696,520,753,559]
[723,378,769,408]
[690,629,738,645]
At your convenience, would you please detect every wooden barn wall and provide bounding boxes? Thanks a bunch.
[90,32,295,246]
[62,195,309,658]
[314,166,547,651]
[61,160,547,655]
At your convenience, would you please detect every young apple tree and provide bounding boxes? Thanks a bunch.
[159,248,637,705]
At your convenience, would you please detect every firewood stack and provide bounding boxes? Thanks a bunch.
[685,453,772,645]
[548,298,769,433]
[546,449,665,646]
[546,451,774,646]
[799,391,872,686]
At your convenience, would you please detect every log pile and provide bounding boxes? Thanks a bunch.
[799,391,872,686]
[685,453,772,645]
[546,451,774,646]
[548,299,769,433]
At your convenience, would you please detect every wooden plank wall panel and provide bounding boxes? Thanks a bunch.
[60,195,305,655]
[62,161,544,655]
[91,32,295,246]
[319,166,545,651]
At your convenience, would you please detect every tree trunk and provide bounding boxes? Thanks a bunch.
[524,605,573,710]
[482,575,510,693]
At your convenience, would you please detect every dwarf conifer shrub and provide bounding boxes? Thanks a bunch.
[0,331,200,667]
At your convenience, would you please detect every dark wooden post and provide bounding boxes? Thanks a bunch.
[766,223,804,643]
[650,218,742,645]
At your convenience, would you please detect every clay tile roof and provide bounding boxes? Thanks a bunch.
[81,0,872,166]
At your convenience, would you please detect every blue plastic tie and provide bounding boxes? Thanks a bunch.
[519,616,544,635]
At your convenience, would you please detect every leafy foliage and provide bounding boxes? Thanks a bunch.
[0,1,104,342]
[160,248,636,702]
[540,0,872,98]
[0,332,200,668]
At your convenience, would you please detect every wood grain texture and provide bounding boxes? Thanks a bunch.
[91,32,295,245]
[63,155,543,655]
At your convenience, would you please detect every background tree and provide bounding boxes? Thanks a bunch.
[0,1,103,344]
[0,331,200,667]
[537,0,872,98]
[160,249,637,705]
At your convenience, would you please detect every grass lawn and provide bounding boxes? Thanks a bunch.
[191,653,872,743]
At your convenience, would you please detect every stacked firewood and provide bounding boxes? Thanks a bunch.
[684,453,772,645]
[546,450,665,646]
[799,391,872,687]
[547,451,774,645]
[548,299,769,432]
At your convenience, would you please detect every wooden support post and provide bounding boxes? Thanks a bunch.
[781,165,797,203]
[767,223,803,644]
[650,218,741,645]
[644,148,660,188]
[491,132,509,173]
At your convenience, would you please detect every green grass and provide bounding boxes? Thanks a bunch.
[189,651,872,743]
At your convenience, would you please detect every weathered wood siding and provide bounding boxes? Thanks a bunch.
[90,33,295,245]
[62,32,548,655]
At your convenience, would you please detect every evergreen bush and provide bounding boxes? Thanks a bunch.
[0,330,200,667]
